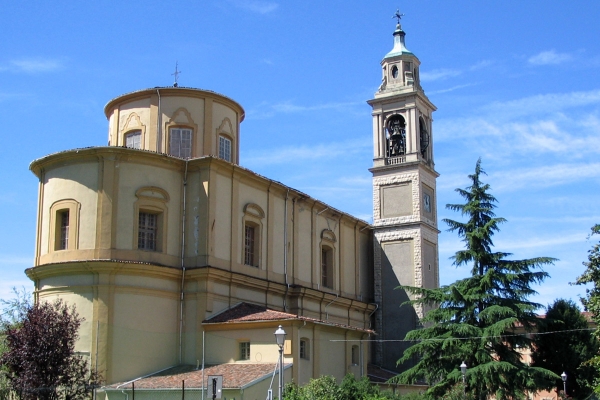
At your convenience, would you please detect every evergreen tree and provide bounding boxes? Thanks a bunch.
[531,299,598,399]
[391,159,558,399]
[575,224,600,393]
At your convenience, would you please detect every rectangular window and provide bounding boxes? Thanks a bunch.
[219,136,231,162]
[321,248,333,288]
[138,212,157,251]
[125,131,141,149]
[59,210,69,250]
[352,345,359,365]
[300,339,309,360]
[244,225,255,266]
[240,342,250,360]
[169,128,192,159]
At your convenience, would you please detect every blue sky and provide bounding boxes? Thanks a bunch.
[1,1,599,311]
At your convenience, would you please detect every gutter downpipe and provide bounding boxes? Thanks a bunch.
[156,89,162,153]
[368,303,379,329]
[324,294,339,321]
[283,189,290,311]
[201,330,205,400]
[178,160,189,364]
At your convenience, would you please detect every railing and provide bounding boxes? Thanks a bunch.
[386,156,406,165]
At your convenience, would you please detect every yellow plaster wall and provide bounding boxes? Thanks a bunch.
[160,96,205,156]
[40,163,99,255]
[341,223,357,297]
[296,204,313,286]
[184,169,209,260]
[213,172,232,263]
[203,328,282,364]
[114,161,182,256]
[110,292,179,382]
[315,329,347,381]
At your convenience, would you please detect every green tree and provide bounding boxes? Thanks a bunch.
[391,159,558,399]
[0,287,32,399]
[0,299,99,399]
[531,299,598,399]
[575,223,600,393]
[283,374,405,400]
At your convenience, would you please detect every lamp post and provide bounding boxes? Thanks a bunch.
[460,361,467,399]
[275,325,287,400]
[561,371,567,398]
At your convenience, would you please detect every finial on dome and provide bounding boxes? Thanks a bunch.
[171,61,181,87]
[393,9,405,27]
[384,9,412,58]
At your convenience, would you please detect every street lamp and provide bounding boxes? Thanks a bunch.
[275,325,287,400]
[561,371,567,397]
[460,361,467,398]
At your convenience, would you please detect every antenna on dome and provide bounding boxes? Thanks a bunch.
[172,62,181,87]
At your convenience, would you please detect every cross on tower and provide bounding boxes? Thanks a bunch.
[172,62,181,87]
[393,9,404,24]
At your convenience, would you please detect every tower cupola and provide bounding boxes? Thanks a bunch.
[378,10,421,93]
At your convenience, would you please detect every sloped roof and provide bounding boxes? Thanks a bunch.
[107,363,290,390]
[203,302,374,333]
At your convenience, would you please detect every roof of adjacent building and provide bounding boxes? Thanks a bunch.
[106,363,291,390]
[203,302,375,333]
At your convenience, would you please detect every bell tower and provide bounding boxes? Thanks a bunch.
[368,12,440,372]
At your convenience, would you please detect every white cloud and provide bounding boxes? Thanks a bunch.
[489,162,600,192]
[421,60,492,82]
[481,90,600,118]
[245,139,369,166]
[247,100,363,119]
[228,0,278,14]
[427,83,476,95]
[420,68,461,82]
[528,50,572,66]
[9,58,65,73]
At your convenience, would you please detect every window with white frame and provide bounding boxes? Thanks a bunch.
[169,128,192,159]
[240,341,250,360]
[138,212,158,251]
[125,130,142,149]
[219,136,231,162]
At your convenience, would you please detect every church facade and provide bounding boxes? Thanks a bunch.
[26,18,439,392]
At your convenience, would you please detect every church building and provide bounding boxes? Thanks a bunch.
[26,15,439,397]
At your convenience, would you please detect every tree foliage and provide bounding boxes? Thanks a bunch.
[531,299,598,399]
[391,159,558,399]
[575,223,600,393]
[283,374,407,400]
[0,299,99,399]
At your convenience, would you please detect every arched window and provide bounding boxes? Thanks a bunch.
[242,203,265,268]
[386,115,406,157]
[320,229,336,290]
[419,117,429,159]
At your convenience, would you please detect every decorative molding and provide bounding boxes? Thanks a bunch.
[135,186,170,202]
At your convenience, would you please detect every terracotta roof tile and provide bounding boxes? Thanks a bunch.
[107,363,290,390]
[203,302,374,333]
